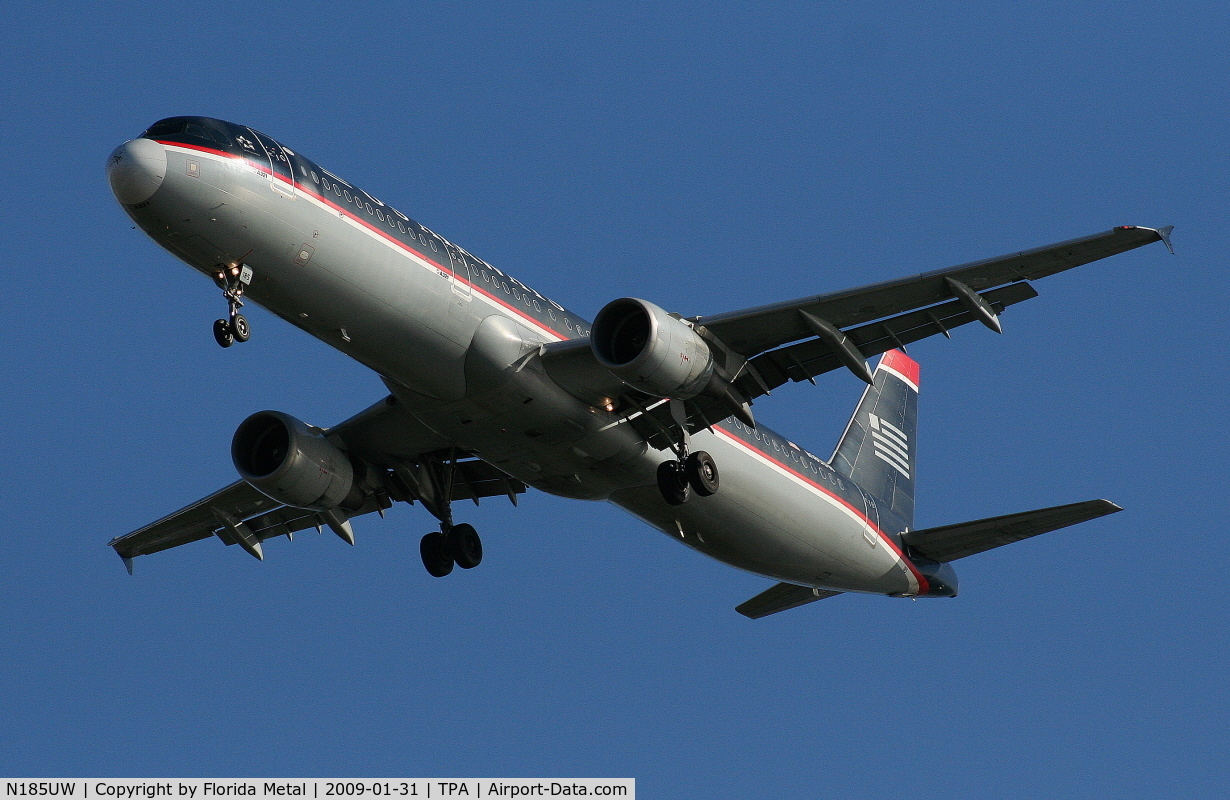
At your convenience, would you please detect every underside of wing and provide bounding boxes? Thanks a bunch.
[110,396,526,570]
[695,225,1171,356]
[540,227,1171,448]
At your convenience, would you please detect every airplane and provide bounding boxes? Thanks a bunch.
[106,116,1172,618]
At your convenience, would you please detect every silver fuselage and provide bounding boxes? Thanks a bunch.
[110,129,935,597]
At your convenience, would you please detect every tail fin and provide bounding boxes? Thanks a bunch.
[831,349,919,528]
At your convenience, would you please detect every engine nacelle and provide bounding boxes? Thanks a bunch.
[231,410,357,510]
[591,298,715,400]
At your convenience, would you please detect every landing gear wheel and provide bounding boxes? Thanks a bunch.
[231,314,251,343]
[420,531,454,577]
[656,460,690,506]
[685,450,719,496]
[448,523,483,569]
[212,318,234,348]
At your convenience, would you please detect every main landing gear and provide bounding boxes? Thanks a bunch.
[653,399,720,506]
[656,450,720,506]
[212,264,253,348]
[394,452,486,578]
[419,523,483,577]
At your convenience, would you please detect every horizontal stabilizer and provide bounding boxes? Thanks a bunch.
[901,499,1122,563]
[736,582,842,619]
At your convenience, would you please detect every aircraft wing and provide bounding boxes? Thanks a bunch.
[109,396,526,570]
[542,226,1171,447]
[694,225,1171,358]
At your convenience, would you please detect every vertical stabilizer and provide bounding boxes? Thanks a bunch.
[831,349,919,528]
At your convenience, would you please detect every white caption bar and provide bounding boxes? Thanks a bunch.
[2,781,634,800]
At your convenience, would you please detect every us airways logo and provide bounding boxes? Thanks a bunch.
[868,413,910,478]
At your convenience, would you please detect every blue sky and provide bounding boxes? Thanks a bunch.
[3,2,1227,796]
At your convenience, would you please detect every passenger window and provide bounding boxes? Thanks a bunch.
[311,171,319,183]
[376,210,384,221]
[365,203,373,214]
[398,222,405,232]
[344,190,352,202]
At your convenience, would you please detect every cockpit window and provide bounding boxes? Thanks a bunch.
[143,118,231,149]
[145,119,185,138]
[184,123,231,148]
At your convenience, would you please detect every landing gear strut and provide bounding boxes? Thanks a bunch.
[212,264,252,348]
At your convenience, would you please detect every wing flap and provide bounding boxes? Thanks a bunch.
[901,499,1122,563]
[109,480,277,559]
[735,582,843,619]
[741,281,1037,395]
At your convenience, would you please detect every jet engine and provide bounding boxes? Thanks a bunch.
[591,298,715,399]
[231,410,361,510]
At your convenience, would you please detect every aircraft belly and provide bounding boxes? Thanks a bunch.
[609,430,915,595]
[386,345,649,500]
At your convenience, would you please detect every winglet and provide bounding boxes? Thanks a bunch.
[119,553,134,576]
[1121,224,1174,255]
[1157,225,1175,255]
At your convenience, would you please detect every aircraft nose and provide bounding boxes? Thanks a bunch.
[107,138,166,205]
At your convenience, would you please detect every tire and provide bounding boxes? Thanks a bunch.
[231,314,251,342]
[656,460,690,506]
[419,531,454,577]
[685,451,719,496]
[448,523,483,569]
[212,318,234,348]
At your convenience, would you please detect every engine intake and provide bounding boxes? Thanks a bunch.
[232,410,358,510]
[591,298,715,399]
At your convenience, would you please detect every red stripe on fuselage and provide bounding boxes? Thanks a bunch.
[710,425,931,594]
[159,139,573,342]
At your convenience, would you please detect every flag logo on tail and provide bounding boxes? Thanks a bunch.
[868,413,910,478]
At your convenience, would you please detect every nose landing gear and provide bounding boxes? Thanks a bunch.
[212,264,253,348]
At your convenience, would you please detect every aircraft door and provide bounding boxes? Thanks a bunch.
[444,244,473,320]
[859,490,881,548]
[244,128,296,197]
[445,244,472,299]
